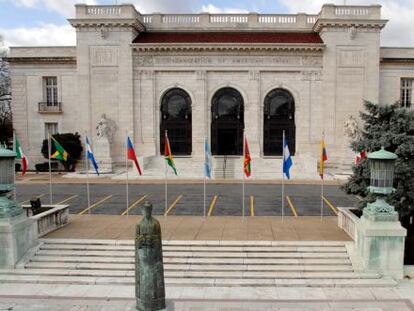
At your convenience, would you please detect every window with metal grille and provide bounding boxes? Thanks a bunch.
[44,77,58,106]
[44,122,58,139]
[401,78,412,108]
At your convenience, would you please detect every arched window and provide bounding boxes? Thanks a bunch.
[263,88,295,156]
[211,87,244,155]
[160,88,192,155]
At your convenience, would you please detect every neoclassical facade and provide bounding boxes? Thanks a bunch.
[8,3,414,179]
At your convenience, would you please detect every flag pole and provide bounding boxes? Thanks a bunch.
[242,130,245,220]
[282,130,285,222]
[126,133,130,217]
[165,130,168,217]
[48,133,53,205]
[13,131,16,201]
[203,138,206,218]
[320,131,325,220]
[85,133,91,214]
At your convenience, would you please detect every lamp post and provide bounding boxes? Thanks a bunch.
[356,146,406,279]
[0,146,35,269]
[0,146,23,219]
[363,146,398,221]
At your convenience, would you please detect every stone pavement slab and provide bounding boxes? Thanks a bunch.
[45,215,351,241]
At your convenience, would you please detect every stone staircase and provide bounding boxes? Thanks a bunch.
[213,157,240,179]
[0,239,396,287]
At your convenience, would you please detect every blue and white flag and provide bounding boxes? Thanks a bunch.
[86,136,99,176]
[283,135,293,179]
[204,138,212,178]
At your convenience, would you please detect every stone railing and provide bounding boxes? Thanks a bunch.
[74,4,382,30]
[23,205,69,238]
[74,4,140,20]
[337,207,360,240]
[142,13,318,31]
[319,4,381,20]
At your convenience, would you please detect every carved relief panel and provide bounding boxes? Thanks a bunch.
[90,46,119,67]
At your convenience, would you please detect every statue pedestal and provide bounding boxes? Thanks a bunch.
[356,211,407,279]
[94,137,114,173]
[0,214,36,268]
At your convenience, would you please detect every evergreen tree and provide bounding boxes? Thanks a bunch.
[343,101,414,217]
[41,133,83,172]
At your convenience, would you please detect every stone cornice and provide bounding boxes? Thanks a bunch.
[131,43,325,53]
[313,19,387,32]
[69,18,145,32]
[6,57,76,65]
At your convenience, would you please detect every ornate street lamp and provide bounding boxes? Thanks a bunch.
[0,146,23,218]
[363,146,398,219]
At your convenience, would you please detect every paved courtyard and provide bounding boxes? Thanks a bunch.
[0,285,414,311]
[16,183,358,217]
[45,215,350,241]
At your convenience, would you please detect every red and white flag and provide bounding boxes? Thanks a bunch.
[15,137,28,175]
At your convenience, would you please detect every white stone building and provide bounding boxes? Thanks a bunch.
[7,3,414,179]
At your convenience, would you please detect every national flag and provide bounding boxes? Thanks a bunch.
[204,138,212,178]
[15,137,28,175]
[164,132,177,175]
[51,136,69,161]
[283,135,293,179]
[127,136,142,176]
[355,150,367,165]
[243,137,251,177]
[86,136,99,176]
[319,137,328,179]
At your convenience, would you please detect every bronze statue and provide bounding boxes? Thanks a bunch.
[135,202,166,311]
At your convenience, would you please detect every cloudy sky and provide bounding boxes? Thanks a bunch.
[0,0,413,48]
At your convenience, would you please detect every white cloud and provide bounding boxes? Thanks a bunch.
[129,0,196,13]
[200,4,249,14]
[0,24,75,47]
[278,0,414,47]
[10,0,97,17]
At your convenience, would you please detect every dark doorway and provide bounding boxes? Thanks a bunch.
[263,88,295,156]
[211,87,244,155]
[160,88,192,155]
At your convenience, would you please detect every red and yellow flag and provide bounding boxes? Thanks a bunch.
[319,138,328,179]
[164,132,177,175]
[243,137,251,177]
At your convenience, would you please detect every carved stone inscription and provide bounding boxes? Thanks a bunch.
[135,55,322,67]
[91,46,118,67]
[338,49,364,68]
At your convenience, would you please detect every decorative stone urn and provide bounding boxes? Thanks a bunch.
[356,147,407,279]
[0,147,36,268]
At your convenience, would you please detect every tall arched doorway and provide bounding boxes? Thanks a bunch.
[211,87,244,155]
[160,88,192,155]
[263,88,295,156]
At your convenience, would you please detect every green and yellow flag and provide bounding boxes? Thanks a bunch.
[164,132,177,175]
[51,136,69,161]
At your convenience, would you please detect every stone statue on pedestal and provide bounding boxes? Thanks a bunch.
[135,202,166,311]
[94,114,117,173]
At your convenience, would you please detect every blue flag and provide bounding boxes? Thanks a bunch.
[283,135,293,179]
[204,138,212,178]
[86,136,99,176]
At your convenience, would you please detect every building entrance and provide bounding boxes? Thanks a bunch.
[211,87,244,155]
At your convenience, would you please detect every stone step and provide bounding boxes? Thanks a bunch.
[41,239,347,247]
[22,263,360,278]
[35,249,349,259]
[0,268,383,280]
[33,252,352,265]
[0,274,397,287]
[38,244,347,253]
[26,259,353,272]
